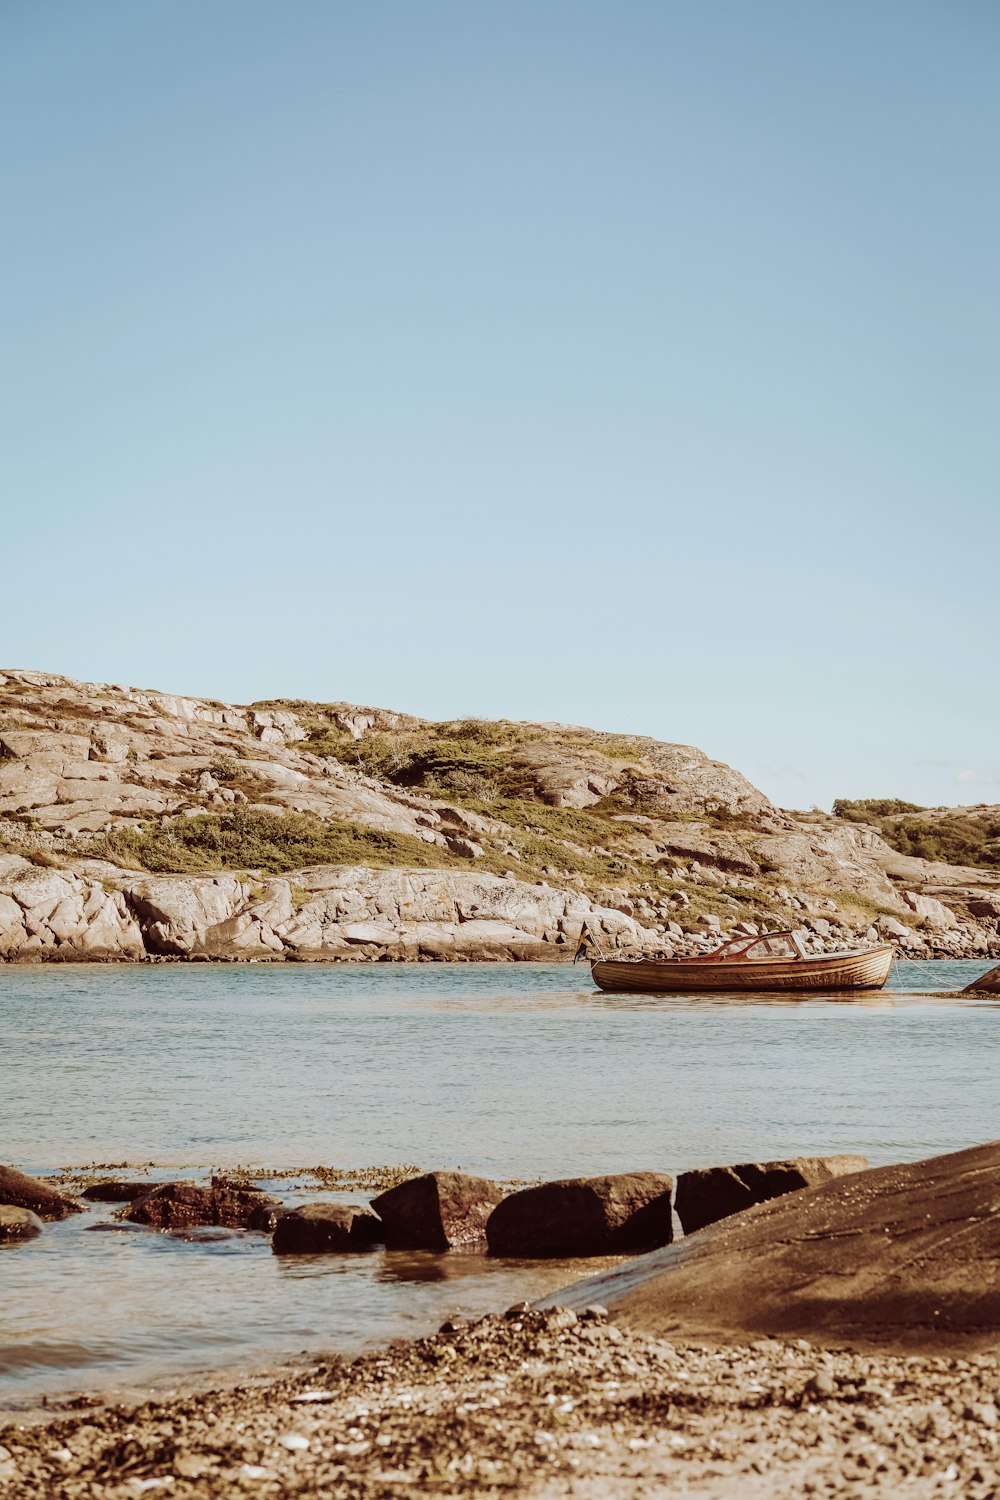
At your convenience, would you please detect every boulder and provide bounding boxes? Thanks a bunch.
[127,1180,282,1230]
[0,1205,43,1242]
[753,826,903,908]
[542,1142,1000,1351]
[371,1171,503,1249]
[0,1164,81,1220]
[247,1197,285,1233]
[125,876,246,956]
[209,1179,284,1229]
[82,1180,157,1203]
[964,964,1000,995]
[487,1172,673,1258]
[508,744,618,809]
[444,836,484,860]
[272,1202,382,1254]
[903,891,960,929]
[128,1182,212,1228]
[675,1155,869,1234]
[969,899,1000,919]
[89,730,132,763]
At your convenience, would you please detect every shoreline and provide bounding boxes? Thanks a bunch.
[3,1311,998,1498]
[2,951,997,966]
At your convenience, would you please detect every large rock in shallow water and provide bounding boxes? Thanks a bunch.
[272,1202,382,1254]
[965,964,1000,994]
[487,1172,673,1257]
[675,1155,869,1234]
[82,1180,158,1203]
[541,1143,1000,1351]
[128,1180,282,1230]
[371,1172,502,1249]
[0,1164,81,1220]
[0,1205,43,1242]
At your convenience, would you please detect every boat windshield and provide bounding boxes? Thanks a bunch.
[700,930,805,962]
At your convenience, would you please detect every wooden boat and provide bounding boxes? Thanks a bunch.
[590,930,894,994]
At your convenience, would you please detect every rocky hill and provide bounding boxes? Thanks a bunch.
[834,798,1000,870]
[1,668,997,963]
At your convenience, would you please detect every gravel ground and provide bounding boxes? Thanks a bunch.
[2,1308,999,1499]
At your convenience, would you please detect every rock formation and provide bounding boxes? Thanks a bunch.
[126,1180,281,1230]
[964,963,1000,994]
[674,1155,869,1234]
[0,1164,81,1220]
[272,1203,383,1254]
[486,1172,674,1257]
[1,667,997,962]
[544,1142,1000,1351]
[371,1172,503,1249]
[0,856,659,961]
[0,1205,43,1242]
[81,1180,158,1203]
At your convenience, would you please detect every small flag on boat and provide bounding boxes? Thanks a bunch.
[573,924,598,963]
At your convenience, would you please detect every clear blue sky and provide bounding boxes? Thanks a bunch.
[3,1,997,811]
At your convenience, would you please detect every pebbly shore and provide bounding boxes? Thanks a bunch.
[3,1310,999,1499]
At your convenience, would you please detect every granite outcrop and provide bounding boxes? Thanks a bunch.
[1,667,998,962]
[0,855,660,961]
[547,1140,1000,1351]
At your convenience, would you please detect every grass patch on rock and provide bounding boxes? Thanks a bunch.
[85,808,460,876]
[827,889,908,924]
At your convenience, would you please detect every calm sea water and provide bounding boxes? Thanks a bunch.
[1,959,997,1405]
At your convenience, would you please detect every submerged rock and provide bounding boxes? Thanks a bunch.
[487,1172,674,1257]
[965,963,1000,994]
[246,1197,285,1233]
[272,1202,383,1254]
[127,1179,282,1230]
[81,1180,157,1203]
[127,1182,212,1228]
[0,1164,81,1220]
[0,1205,43,1242]
[675,1155,869,1234]
[371,1171,503,1250]
[209,1179,284,1230]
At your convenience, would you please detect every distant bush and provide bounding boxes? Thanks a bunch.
[887,814,1000,869]
[582,739,644,764]
[209,757,242,782]
[391,740,512,791]
[438,718,532,748]
[833,798,924,820]
[834,800,1000,870]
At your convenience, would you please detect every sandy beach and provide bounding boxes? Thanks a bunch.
[3,1308,999,1499]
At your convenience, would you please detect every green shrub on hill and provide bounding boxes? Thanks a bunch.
[86,808,457,876]
[833,800,1000,870]
[299,720,530,789]
[299,715,647,807]
[833,798,925,820]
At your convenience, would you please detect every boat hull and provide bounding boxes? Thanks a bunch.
[591,945,894,994]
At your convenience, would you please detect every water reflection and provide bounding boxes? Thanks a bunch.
[372,1249,627,1285]
[275,1250,381,1280]
[585,985,999,1010]
[275,1246,627,1287]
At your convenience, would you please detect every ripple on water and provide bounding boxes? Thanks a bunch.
[0,958,996,1402]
